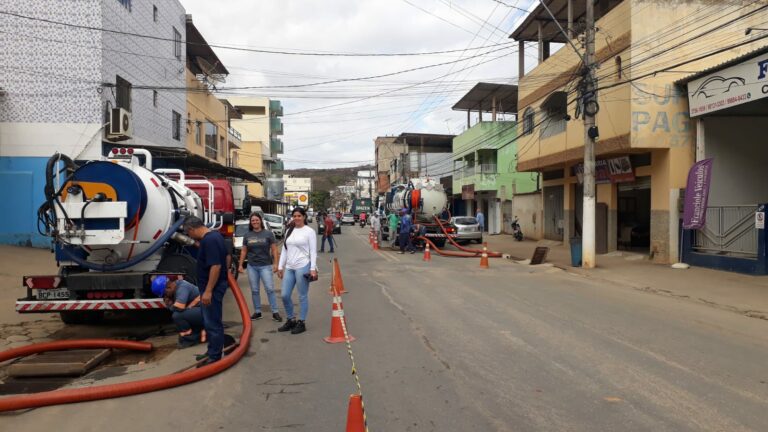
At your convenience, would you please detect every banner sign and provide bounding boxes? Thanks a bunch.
[574,156,634,184]
[682,158,714,229]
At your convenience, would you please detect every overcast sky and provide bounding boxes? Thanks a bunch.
[181,0,537,170]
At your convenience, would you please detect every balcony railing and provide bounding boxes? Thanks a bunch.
[478,163,497,174]
[228,127,242,148]
[270,117,283,135]
[270,137,283,154]
[269,100,283,117]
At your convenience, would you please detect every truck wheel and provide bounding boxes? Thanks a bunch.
[60,310,105,325]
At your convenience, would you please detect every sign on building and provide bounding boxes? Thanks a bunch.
[682,158,714,229]
[687,54,768,117]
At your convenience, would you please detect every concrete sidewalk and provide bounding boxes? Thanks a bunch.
[482,234,768,321]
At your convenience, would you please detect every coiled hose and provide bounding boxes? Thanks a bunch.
[0,272,250,412]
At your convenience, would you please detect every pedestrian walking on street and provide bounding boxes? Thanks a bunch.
[476,209,485,235]
[183,216,229,364]
[152,275,205,349]
[398,209,416,254]
[320,212,335,253]
[277,207,318,335]
[238,212,282,322]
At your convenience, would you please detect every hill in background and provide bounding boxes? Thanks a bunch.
[283,165,373,192]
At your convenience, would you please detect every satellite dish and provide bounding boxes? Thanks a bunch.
[195,57,226,85]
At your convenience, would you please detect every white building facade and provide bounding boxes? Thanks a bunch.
[0,0,187,246]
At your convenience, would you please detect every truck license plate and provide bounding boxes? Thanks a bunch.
[37,288,70,300]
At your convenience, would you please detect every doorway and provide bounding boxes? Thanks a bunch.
[617,176,651,252]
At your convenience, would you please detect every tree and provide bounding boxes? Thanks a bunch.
[310,190,330,210]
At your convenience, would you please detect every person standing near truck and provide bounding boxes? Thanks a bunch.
[388,211,399,245]
[238,212,282,322]
[398,209,415,254]
[184,216,228,364]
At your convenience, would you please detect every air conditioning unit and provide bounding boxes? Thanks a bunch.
[108,107,132,139]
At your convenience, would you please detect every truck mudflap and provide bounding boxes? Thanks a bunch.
[16,299,165,313]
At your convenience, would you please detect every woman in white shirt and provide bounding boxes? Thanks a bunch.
[277,207,318,335]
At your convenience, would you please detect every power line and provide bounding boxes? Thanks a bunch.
[0,10,518,57]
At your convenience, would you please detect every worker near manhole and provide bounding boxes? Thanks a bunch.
[398,209,416,254]
[152,275,205,348]
[183,216,229,364]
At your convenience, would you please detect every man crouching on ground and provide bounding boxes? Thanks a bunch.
[152,275,205,348]
[183,216,229,365]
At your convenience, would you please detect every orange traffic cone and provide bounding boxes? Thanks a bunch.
[323,294,355,343]
[328,258,348,295]
[368,230,373,245]
[373,235,380,250]
[423,241,431,261]
[345,394,366,432]
[480,242,489,269]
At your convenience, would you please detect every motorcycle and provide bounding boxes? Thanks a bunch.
[511,216,523,241]
[359,218,367,228]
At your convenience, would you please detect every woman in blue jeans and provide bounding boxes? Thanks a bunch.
[238,212,282,322]
[277,207,318,335]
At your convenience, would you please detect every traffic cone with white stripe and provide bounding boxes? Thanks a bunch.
[329,258,348,295]
[345,394,366,432]
[423,241,431,261]
[323,294,355,343]
[480,242,490,269]
[368,230,374,246]
[373,233,380,250]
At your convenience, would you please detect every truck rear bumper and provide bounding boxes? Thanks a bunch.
[16,299,165,313]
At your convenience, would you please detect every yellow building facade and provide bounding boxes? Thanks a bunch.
[513,0,767,263]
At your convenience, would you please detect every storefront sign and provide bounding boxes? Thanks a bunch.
[682,158,714,229]
[607,156,635,183]
[687,54,768,117]
[757,212,766,230]
[574,157,634,184]
[461,184,475,200]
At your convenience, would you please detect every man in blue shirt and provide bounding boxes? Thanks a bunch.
[476,209,485,236]
[398,209,415,254]
[152,275,203,348]
[183,216,229,364]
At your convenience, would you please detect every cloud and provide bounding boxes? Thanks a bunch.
[181,0,534,169]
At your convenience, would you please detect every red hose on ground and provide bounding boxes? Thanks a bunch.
[416,237,484,258]
[432,217,503,257]
[0,272,251,412]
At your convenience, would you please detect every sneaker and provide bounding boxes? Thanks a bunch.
[195,353,208,362]
[410,250,416,254]
[278,318,297,332]
[398,251,404,254]
[251,312,262,320]
[272,312,283,322]
[319,250,325,253]
[291,320,306,334]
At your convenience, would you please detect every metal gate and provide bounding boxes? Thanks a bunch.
[544,185,564,241]
[693,206,758,258]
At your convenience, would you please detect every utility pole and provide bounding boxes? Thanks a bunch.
[582,0,597,268]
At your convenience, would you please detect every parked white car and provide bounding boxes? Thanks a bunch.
[263,213,285,238]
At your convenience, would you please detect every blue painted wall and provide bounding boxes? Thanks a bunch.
[0,157,50,248]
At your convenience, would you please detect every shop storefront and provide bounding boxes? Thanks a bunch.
[678,48,768,274]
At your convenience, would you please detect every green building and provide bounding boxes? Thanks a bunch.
[451,83,539,234]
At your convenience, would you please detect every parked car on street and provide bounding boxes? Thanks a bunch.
[449,216,482,244]
[341,213,355,225]
[263,213,285,238]
[317,214,342,234]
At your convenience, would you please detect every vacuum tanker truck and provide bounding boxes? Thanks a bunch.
[385,177,454,247]
[17,148,232,324]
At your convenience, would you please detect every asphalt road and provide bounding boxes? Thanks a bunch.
[4,227,768,431]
